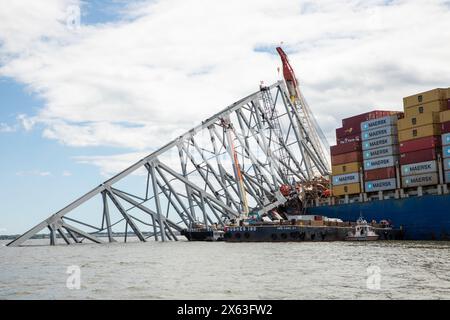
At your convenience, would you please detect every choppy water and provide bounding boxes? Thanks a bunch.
[1,239,450,299]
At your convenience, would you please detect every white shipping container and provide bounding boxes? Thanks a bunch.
[362,125,397,141]
[401,160,437,177]
[363,145,398,160]
[444,158,450,171]
[364,155,398,171]
[361,115,398,132]
[364,178,397,192]
[442,133,450,146]
[332,172,360,186]
[444,145,450,159]
[402,173,439,188]
[362,135,398,151]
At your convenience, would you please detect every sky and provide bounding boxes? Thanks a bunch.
[1,0,450,235]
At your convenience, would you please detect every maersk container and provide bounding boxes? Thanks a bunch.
[443,158,450,171]
[364,167,396,181]
[332,172,360,186]
[364,155,397,171]
[400,148,439,165]
[360,115,399,132]
[362,125,397,141]
[401,160,437,177]
[442,133,450,146]
[365,178,397,192]
[362,135,398,151]
[443,145,450,159]
[399,136,441,154]
[363,145,398,160]
[442,121,450,134]
[330,141,361,156]
[402,172,439,188]
[331,151,363,166]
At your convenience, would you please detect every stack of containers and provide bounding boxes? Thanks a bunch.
[398,88,448,188]
[361,114,402,193]
[441,89,450,183]
[331,111,395,197]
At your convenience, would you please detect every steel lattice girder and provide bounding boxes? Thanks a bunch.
[7,81,330,246]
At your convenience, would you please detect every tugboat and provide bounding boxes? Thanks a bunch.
[345,217,380,241]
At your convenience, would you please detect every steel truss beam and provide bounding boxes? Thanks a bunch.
[7,81,330,246]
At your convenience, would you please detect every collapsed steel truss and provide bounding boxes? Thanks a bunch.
[8,81,330,246]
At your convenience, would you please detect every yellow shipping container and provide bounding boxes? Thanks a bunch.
[404,100,447,117]
[398,124,441,142]
[441,110,450,123]
[403,88,447,108]
[397,112,441,131]
[332,162,362,175]
[332,183,361,196]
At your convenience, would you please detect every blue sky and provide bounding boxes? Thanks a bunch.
[1,0,450,235]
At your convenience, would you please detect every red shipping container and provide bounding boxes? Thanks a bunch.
[399,148,440,165]
[442,121,450,134]
[336,126,362,139]
[331,151,363,166]
[341,110,398,129]
[399,136,442,154]
[337,133,361,144]
[330,141,362,156]
[364,166,396,181]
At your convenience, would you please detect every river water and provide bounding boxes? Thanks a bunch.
[1,239,450,299]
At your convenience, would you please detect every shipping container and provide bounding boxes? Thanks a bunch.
[399,136,441,154]
[364,155,398,171]
[365,178,397,192]
[440,110,450,123]
[442,121,450,134]
[443,158,450,171]
[399,148,439,165]
[362,125,397,141]
[363,145,399,160]
[332,162,362,175]
[364,167,396,181]
[401,160,437,177]
[442,133,450,146]
[402,172,438,188]
[443,145,450,159]
[336,127,361,140]
[331,151,363,165]
[341,111,396,129]
[398,124,441,142]
[332,183,361,196]
[360,115,400,132]
[362,135,398,151]
[337,133,361,144]
[397,112,440,131]
[446,170,450,183]
[330,141,362,156]
[403,88,447,108]
[332,172,360,186]
[404,100,448,117]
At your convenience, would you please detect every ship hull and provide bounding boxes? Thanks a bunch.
[306,193,450,240]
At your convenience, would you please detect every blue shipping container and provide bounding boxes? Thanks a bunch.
[333,172,360,186]
[362,125,397,141]
[362,135,398,151]
[401,160,437,176]
[444,158,450,171]
[361,115,398,132]
[442,133,450,146]
[364,155,398,170]
[443,145,450,159]
[365,178,397,192]
[363,145,398,160]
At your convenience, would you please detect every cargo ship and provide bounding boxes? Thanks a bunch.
[305,88,450,240]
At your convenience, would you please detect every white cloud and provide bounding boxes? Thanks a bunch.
[62,170,72,176]
[16,170,52,177]
[1,0,450,174]
[0,123,16,133]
